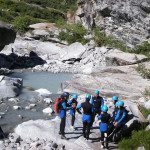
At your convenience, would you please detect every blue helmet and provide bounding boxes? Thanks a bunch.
[117,100,124,107]
[94,90,100,95]
[72,94,78,99]
[112,96,118,101]
[86,93,91,100]
[101,105,108,112]
[115,101,119,107]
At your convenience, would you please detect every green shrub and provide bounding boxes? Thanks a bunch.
[13,16,41,32]
[22,0,77,12]
[0,0,67,32]
[119,130,150,150]
[136,63,150,79]
[134,41,150,57]
[58,23,88,44]
[93,28,129,51]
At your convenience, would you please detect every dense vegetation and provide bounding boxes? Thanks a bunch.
[119,130,150,150]
[93,28,129,52]
[139,106,150,118]
[21,0,77,12]
[0,0,77,32]
[93,28,150,57]
[58,23,88,44]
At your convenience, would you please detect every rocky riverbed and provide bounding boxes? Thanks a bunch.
[0,20,150,149]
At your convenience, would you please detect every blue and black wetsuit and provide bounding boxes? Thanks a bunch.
[114,107,127,127]
[90,96,104,125]
[68,98,78,126]
[99,112,110,148]
[112,106,119,122]
[59,99,67,136]
[77,101,93,139]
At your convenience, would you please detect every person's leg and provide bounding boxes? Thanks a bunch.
[91,112,96,127]
[83,121,87,138]
[86,122,91,140]
[104,132,108,149]
[71,115,75,127]
[60,117,66,136]
[60,118,63,134]
[101,132,104,148]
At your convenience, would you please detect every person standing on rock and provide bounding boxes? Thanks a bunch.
[108,100,128,142]
[112,96,119,120]
[90,90,104,126]
[77,94,93,140]
[99,105,111,149]
[68,94,78,130]
[58,92,70,139]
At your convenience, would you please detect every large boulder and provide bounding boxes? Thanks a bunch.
[0,22,16,51]
[0,75,22,99]
[27,23,63,44]
[61,42,86,63]
[105,49,147,66]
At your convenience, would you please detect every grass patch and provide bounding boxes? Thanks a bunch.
[136,63,150,79]
[93,27,150,57]
[139,106,150,118]
[142,87,150,100]
[134,41,150,57]
[93,28,130,52]
[119,130,150,150]
[21,0,77,12]
[0,0,78,32]
[58,23,88,44]
[13,15,42,32]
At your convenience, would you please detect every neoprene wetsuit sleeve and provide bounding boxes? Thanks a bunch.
[117,111,126,124]
[62,102,67,109]
[76,104,82,114]
[114,110,120,121]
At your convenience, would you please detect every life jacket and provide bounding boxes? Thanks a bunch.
[53,98,63,113]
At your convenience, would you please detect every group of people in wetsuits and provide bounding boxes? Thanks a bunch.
[57,90,128,149]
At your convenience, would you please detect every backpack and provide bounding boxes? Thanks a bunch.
[53,98,63,113]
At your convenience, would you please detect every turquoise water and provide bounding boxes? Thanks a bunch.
[1,72,72,132]
[10,71,72,93]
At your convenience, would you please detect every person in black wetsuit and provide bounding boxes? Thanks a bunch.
[77,94,93,140]
[90,90,104,126]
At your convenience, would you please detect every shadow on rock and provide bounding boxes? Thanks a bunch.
[0,51,46,69]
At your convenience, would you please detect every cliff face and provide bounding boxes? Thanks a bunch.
[75,0,150,47]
